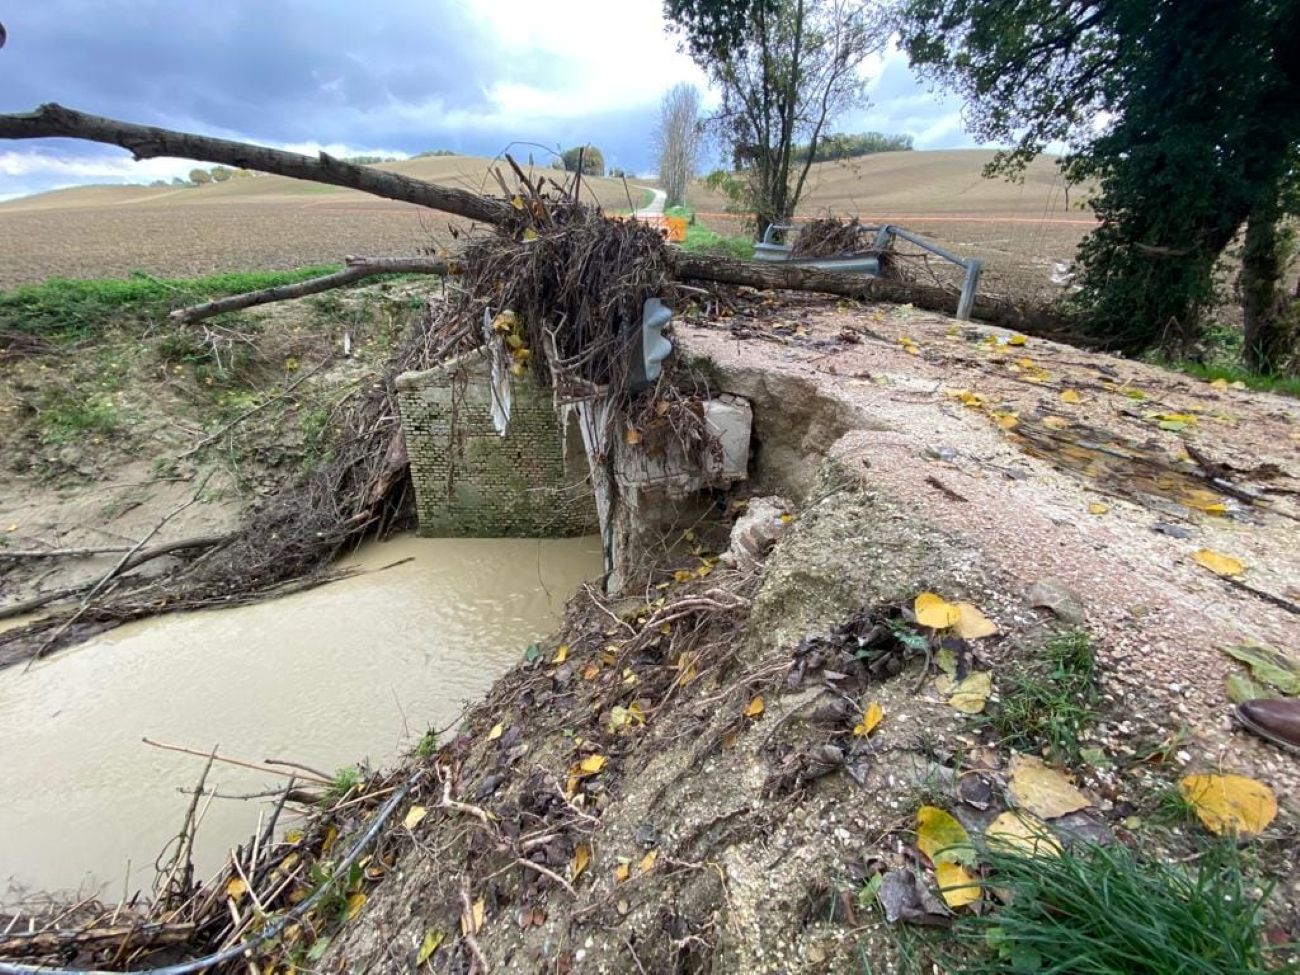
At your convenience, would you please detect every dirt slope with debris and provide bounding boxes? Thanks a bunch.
[312,300,1297,974]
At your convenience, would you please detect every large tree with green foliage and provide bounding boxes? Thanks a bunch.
[900,0,1300,370]
[560,145,605,177]
[665,0,889,236]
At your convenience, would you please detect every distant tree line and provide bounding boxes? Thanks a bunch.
[792,131,914,163]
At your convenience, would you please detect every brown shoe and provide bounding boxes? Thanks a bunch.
[1235,699,1300,754]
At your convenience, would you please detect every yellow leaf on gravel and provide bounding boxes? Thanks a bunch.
[226,877,247,901]
[403,805,428,830]
[935,861,981,908]
[903,343,920,355]
[553,644,569,664]
[1088,502,1109,515]
[1179,774,1277,837]
[1209,378,1229,390]
[572,842,591,880]
[1007,334,1027,346]
[487,723,504,741]
[615,861,631,883]
[744,695,765,718]
[416,930,444,965]
[639,850,658,874]
[944,671,992,714]
[916,806,976,867]
[954,603,998,640]
[854,701,884,737]
[986,810,1061,857]
[1008,753,1090,819]
[346,892,366,921]
[1043,415,1069,430]
[1193,548,1245,577]
[1060,389,1082,404]
[460,897,485,935]
[579,754,607,774]
[915,592,960,629]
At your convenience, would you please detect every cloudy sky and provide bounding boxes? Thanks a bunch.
[0,0,985,201]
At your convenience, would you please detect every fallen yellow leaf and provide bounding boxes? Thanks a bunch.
[579,754,607,774]
[614,861,631,883]
[487,723,504,741]
[1179,774,1277,837]
[744,695,765,718]
[1043,415,1069,430]
[953,603,998,640]
[1088,502,1109,515]
[939,671,993,714]
[1007,334,1027,346]
[916,805,976,867]
[1060,389,1082,404]
[1008,753,1090,819]
[1209,378,1229,390]
[346,892,366,921]
[553,644,569,664]
[225,877,247,901]
[572,842,591,880]
[986,810,1061,858]
[853,701,884,737]
[935,861,981,908]
[638,849,658,874]
[403,805,428,830]
[624,428,642,445]
[903,343,920,355]
[416,930,444,965]
[915,591,960,629]
[1193,548,1245,577]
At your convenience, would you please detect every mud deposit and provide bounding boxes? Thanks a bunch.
[0,535,600,901]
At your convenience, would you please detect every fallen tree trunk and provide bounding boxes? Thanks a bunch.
[0,533,229,621]
[672,251,1075,335]
[0,103,512,226]
[170,256,452,324]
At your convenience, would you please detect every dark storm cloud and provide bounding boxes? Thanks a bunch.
[0,1,499,143]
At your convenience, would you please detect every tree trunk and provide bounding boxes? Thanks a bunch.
[0,103,512,226]
[1240,195,1297,374]
[671,251,1073,335]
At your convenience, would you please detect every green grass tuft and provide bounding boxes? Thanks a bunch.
[956,841,1290,974]
[985,630,1098,765]
[681,224,755,260]
[1168,359,1300,398]
[0,267,341,341]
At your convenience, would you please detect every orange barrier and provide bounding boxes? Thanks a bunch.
[610,213,688,242]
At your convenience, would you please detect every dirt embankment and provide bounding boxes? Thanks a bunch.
[307,303,1297,973]
[0,282,426,615]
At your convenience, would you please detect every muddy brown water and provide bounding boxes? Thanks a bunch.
[0,535,601,901]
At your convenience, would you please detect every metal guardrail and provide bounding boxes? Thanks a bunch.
[754,222,985,320]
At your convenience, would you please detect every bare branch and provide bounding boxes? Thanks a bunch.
[168,256,454,324]
[0,104,512,225]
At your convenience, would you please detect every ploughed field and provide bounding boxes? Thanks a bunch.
[0,150,1093,301]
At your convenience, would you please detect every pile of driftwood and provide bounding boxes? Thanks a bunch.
[0,744,418,973]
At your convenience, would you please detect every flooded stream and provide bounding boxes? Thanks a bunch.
[0,535,601,901]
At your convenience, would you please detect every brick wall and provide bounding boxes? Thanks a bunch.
[396,353,598,537]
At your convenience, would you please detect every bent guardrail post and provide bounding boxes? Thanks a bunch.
[957,258,984,321]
